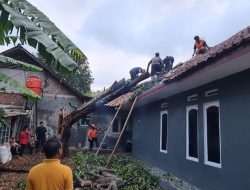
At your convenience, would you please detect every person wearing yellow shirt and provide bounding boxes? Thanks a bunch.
[25,138,73,190]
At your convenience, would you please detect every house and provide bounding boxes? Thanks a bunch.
[126,26,250,189]
[0,92,27,144]
[86,91,134,150]
[0,45,91,147]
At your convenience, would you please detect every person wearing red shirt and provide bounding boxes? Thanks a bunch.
[19,126,30,156]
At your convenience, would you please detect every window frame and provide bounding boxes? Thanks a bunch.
[160,110,168,154]
[203,101,222,168]
[186,105,199,162]
[112,118,120,134]
[80,116,91,127]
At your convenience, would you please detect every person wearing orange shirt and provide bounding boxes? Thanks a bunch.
[193,36,210,56]
[87,123,98,152]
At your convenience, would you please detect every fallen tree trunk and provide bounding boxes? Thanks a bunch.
[61,72,150,156]
[65,72,149,126]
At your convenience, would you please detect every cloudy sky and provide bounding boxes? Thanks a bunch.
[18,0,250,90]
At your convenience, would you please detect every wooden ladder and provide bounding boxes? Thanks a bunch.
[106,97,138,167]
[95,103,123,156]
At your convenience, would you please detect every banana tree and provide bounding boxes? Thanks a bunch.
[0,54,42,100]
[0,0,87,73]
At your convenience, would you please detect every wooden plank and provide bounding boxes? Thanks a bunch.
[95,103,123,156]
[106,97,138,167]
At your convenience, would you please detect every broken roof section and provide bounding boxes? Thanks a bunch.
[105,81,154,107]
[105,92,133,107]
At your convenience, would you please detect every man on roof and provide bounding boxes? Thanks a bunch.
[147,52,163,76]
[192,36,210,56]
[162,56,174,73]
[129,67,145,80]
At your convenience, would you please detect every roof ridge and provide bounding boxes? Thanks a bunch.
[163,25,250,82]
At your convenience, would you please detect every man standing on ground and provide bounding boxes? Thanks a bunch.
[147,53,163,76]
[87,123,98,152]
[25,138,73,190]
[36,121,46,153]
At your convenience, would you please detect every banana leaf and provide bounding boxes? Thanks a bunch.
[0,54,43,71]
[0,0,87,73]
[0,72,41,100]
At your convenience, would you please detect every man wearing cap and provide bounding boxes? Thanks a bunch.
[87,123,98,152]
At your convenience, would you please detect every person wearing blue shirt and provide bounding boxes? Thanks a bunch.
[129,67,145,80]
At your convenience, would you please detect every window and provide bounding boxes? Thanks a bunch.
[80,116,91,127]
[160,111,168,153]
[121,119,126,130]
[186,105,199,162]
[112,118,126,133]
[204,101,221,168]
[112,119,119,133]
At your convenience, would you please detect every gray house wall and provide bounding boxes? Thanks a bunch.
[91,106,132,150]
[132,68,250,190]
[0,68,85,147]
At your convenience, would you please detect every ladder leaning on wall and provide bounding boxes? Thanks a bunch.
[105,97,138,167]
[95,97,138,159]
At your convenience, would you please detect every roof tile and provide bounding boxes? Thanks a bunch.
[0,93,25,106]
[164,26,250,82]
[105,92,133,107]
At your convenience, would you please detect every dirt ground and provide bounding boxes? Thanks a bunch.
[0,154,73,190]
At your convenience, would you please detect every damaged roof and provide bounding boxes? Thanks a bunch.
[105,26,250,107]
[163,26,250,83]
[105,92,133,107]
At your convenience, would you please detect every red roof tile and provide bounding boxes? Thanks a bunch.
[0,93,25,106]
[164,26,250,82]
[105,92,133,107]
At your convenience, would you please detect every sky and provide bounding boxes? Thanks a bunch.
[5,0,250,91]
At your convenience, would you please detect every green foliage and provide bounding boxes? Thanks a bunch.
[17,180,25,190]
[36,53,93,94]
[110,156,159,190]
[72,152,107,180]
[0,54,43,72]
[84,90,93,97]
[132,81,154,98]
[0,0,87,73]
[72,152,159,190]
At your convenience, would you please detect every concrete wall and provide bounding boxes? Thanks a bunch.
[90,105,132,150]
[132,68,250,190]
[0,68,85,146]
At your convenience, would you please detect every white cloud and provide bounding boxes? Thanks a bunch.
[209,0,230,17]
[14,0,250,92]
[87,48,149,91]
[28,0,106,41]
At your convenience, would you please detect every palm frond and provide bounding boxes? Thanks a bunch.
[0,54,43,71]
[0,0,87,73]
